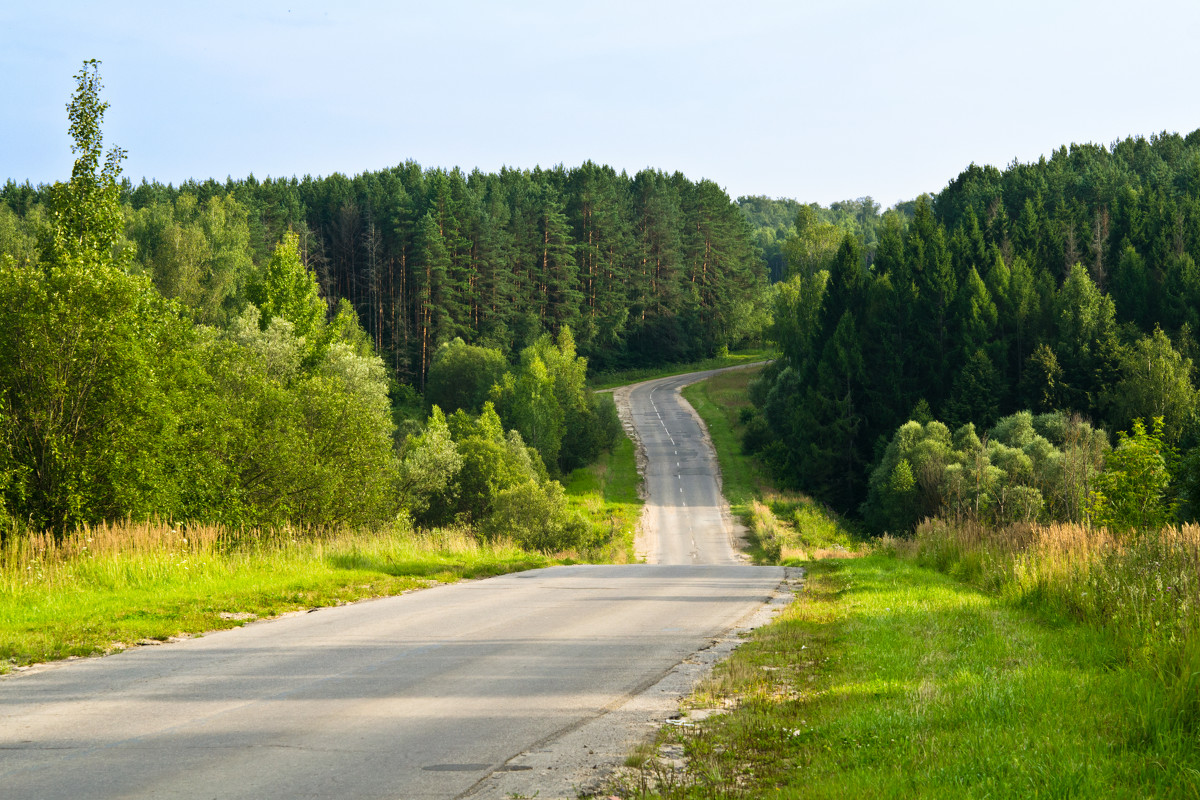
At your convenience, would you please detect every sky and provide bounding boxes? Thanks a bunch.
[3,1,1199,208]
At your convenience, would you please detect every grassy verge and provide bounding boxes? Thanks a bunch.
[614,553,1199,798]
[680,366,860,563]
[0,524,548,671]
[563,431,644,563]
[587,347,774,391]
[0,428,644,672]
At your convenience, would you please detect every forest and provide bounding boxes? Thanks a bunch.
[0,62,766,544]
[745,130,1200,532]
[3,132,766,384]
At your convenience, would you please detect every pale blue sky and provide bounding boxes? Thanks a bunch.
[3,1,1199,207]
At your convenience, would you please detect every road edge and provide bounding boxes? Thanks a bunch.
[461,566,803,800]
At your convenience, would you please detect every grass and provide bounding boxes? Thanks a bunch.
[563,431,644,563]
[0,523,548,671]
[611,554,1200,798]
[905,517,1200,745]
[680,366,861,563]
[587,347,774,391]
[0,428,644,672]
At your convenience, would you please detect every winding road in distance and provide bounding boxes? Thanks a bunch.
[0,366,785,800]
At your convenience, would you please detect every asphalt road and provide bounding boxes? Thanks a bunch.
[0,367,783,799]
[623,367,749,565]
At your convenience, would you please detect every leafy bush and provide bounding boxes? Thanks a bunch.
[425,338,508,415]
[401,402,596,552]
[1088,417,1173,532]
[484,480,592,552]
[863,411,1109,533]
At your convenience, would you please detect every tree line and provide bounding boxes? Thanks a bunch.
[4,150,767,387]
[746,129,1200,530]
[1,62,720,546]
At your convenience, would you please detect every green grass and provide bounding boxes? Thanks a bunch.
[612,364,1199,798]
[0,526,548,670]
[587,347,774,391]
[563,432,644,562]
[617,554,1200,798]
[680,366,860,563]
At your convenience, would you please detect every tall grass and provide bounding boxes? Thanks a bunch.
[0,520,546,670]
[899,518,1200,744]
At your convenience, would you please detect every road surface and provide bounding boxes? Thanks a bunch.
[618,366,751,565]
[0,367,784,799]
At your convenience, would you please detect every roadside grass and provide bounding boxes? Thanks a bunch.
[680,366,861,564]
[906,517,1200,753]
[587,347,774,391]
[563,432,644,563]
[0,427,643,672]
[0,524,547,671]
[614,554,1200,799]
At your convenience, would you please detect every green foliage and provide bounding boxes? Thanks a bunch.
[424,338,508,415]
[769,270,828,366]
[396,406,461,517]
[748,128,1200,525]
[491,327,617,475]
[0,63,400,535]
[483,479,591,552]
[491,348,564,473]
[1104,327,1197,446]
[1089,418,1173,532]
[402,400,595,552]
[124,192,253,326]
[863,420,954,532]
[101,161,769,383]
[782,205,843,279]
[0,63,191,532]
[194,309,398,529]
[39,60,130,272]
[864,411,1110,532]
[247,231,327,351]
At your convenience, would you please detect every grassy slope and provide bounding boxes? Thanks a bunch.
[1,431,644,672]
